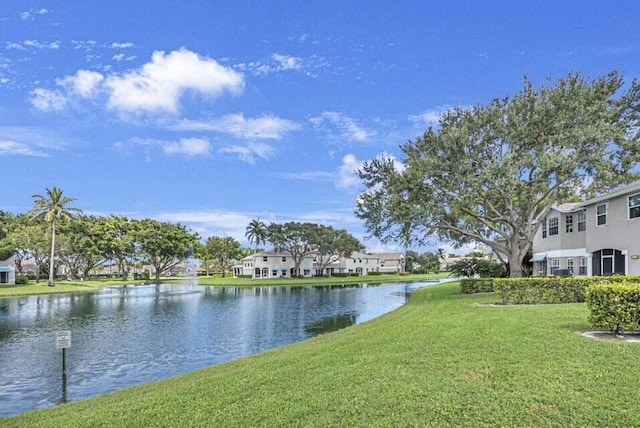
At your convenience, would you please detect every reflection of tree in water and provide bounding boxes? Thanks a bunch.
[304,311,357,336]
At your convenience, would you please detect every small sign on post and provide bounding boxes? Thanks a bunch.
[55,330,71,378]
[56,330,71,349]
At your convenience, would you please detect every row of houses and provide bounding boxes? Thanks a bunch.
[531,181,640,277]
[232,250,405,279]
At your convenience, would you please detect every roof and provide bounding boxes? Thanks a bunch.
[580,181,640,207]
[551,202,582,213]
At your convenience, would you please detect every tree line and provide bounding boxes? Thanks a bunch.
[0,189,366,285]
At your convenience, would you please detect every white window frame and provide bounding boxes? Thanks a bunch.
[550,258,560,275]
[578,210,586,231]
[567,258,574,275]
[548,217,559,236]
[565,214,573,233]
[596,203,607,226]
[629,193,640,219]
[542,218,547,239]
[579,257,587,275]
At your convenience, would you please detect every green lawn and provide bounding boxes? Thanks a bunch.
[3,281,638,427]
[0,273,445,297]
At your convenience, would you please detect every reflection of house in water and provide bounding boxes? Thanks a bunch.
[232,250,405,279]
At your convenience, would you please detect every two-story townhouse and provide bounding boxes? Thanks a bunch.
[531,203,588,276]
[233,250,316,279]
[344,252,381,275]
[581,181,640,276]
[0,256,16,285]
[531,182,640,276]
[376,252,405,273]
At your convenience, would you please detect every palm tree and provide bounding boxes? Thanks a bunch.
[245,218,267,254]
[30,187,82,286]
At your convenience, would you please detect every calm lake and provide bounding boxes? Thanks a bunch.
[0,281,418,418]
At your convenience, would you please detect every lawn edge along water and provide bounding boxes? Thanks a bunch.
[3,281,640,427]
[0,273,444,297]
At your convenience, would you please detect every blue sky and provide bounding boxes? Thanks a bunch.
[1,1,639,253]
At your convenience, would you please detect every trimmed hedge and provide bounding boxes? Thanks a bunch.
[493,276,640,305]
[15,275,30,285]
[586,282,640,335]
[459,278,494,294]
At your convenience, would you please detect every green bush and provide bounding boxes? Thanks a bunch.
[367,271,381,276]
[494,276,640,305]
[587,282,640,334]
[15,275,29,285]
[331,273,350,277]
[460,278,494,294]
[236,275,253,279]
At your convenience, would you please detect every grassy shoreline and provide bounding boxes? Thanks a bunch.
[3,281,640,426]
[0,273,446,297]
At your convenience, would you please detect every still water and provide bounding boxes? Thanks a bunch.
[0,282,411,417]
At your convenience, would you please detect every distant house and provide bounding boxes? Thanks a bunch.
[531,182,640,276]
[0,256,16,285]
[232,250,405,278]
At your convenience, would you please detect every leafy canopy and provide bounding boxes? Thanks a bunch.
[357,71,640,277]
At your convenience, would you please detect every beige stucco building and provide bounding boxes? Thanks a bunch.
[531,182,640,276]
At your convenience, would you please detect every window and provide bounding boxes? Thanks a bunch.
[596,203,607,226]
[567,258,574,275]
[630,193,640,219]
[263,256,268,262]
[548,217,559,236]
[281,256,286,262]
[565,214,573,233]
[579,257,587,275]
[542,218,547,238]
[272,269,277,277]
[578,210,586,231]
[550,258,560,274]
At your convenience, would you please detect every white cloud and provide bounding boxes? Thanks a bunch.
[19,9,49,20]
[409,105,472,128]
[171,113,300,139]
[162,137,211,157]
[311,111,374,142]
[112,53,136,62]
[235,53,306,76]
[336,153,363,188]
[119,136,211,158]
[154,210,261,242]
[30,88,68,111]
[111,42,134,49]
[272,54,302,71]
[6,42,25,50]
[0,140,48,157]
[23,39,60,50]
[219,142,274,164]
[57,70,105,98]
[105,48,244,114]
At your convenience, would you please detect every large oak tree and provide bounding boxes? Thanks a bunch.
[357,71,640,277]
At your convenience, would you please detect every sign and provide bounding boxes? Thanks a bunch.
[56,330,71,349]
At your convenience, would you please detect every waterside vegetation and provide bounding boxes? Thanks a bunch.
[3,281,640,426]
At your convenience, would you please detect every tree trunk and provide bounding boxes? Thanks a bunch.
[508,244,524,278]
[48,221,56,286]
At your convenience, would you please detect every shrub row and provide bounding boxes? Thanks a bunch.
[493,276,640,304]
[459,278,494,294]
[587,282,640,334]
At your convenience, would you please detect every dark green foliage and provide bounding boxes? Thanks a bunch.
[494,276,640,304]
[236,274,253,279]
[460,278,494,294]
[586,282,640,334]
[367,271,381,276]
[448,258,505,278]
[15,275,29,285]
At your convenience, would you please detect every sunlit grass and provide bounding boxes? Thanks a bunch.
[3,281,640,426]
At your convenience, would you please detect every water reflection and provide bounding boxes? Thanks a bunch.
[0,282,408,418]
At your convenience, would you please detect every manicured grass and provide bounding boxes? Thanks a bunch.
[0,273,444,297]
[3,281,639,426]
